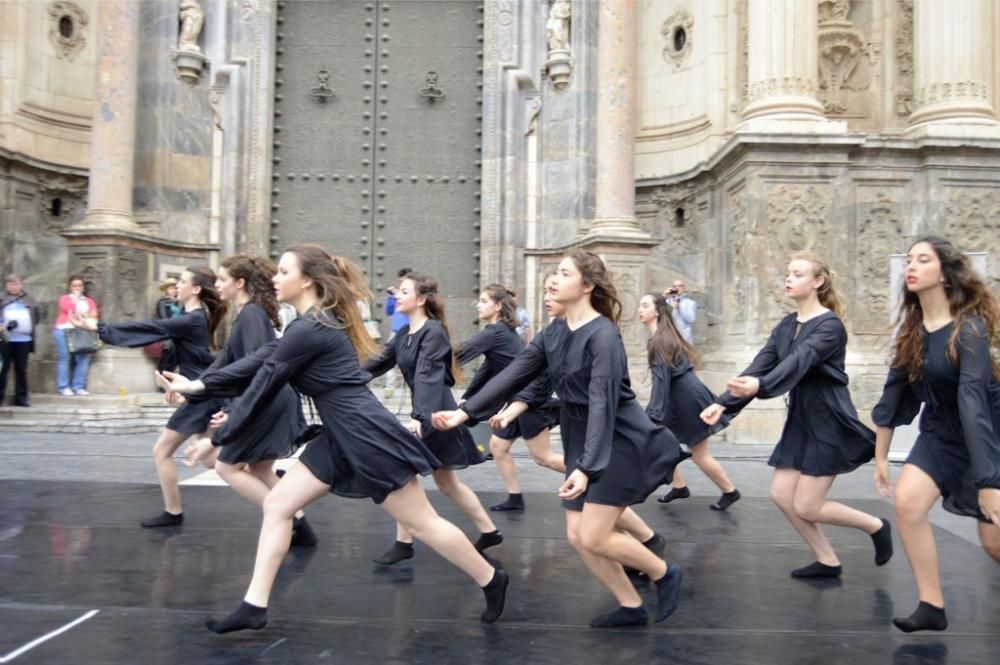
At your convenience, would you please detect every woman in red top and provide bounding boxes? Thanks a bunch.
[53,274,99,395]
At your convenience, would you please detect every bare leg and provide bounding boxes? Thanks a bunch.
[217,460,273,507]
[977,521,1000,563]
[151,428,191,514]
[249,461,305,519]
[433,469,497,534]
[770,468,839,565]
[566,510,643,608]
[671,467,688,489]
[689,442,736,493]
[489,436,521,494]
[615,507,655,543]
[524,430,565,472]
[579,504,668,580]
[894,465,944,607]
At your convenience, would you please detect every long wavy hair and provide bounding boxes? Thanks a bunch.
[221,255,281,329]
[891,236,1000,382]
[405,272,464,381]
[565,248,622,327]
[186,265,226,351]
[792,253,845,318]
[481,283,518,330]
[284,244,378,361]
[645,292,699,369]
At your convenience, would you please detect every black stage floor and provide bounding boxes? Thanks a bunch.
[1,480,997,664]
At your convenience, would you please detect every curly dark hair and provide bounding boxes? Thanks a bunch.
[481,283,518,330]
[221,255,281,329]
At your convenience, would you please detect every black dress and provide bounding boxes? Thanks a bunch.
[646,355,731,446]
[97,309,223,434]
[364,320,484,470]
[207,304,305,465]
[462,317,687,511]
[197,312,439,504]
[456,322,558,441]
[717,311,875,476]
[872,318,1000,523]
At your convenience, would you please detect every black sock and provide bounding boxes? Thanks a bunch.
[790,561,842,578]
[205,600,268,634]
[489,494,525,512]
[893,601,948,633]
[275,468,286,478]
[373,540,414,566]
[871,518,893,566]
[141,511,183,528]
[474,529,503,552]
[590,605,649,628]
[711,489,742,511]
[642,533,667,559]
[290,516,318,547]
[657,487,691,504]
[480,569,509,623]
[654,563,683,622]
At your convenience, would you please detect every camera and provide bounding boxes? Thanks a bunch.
[385,286,397,295]
[666,287,678,295]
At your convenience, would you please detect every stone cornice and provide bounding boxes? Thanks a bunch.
[0,145,89,177]
[62,227,216,256]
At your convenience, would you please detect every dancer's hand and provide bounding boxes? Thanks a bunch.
[182,437,214,467]
[873,460,893,499]
[700,403,725,425]
[979,487,1000,525]
[431,409,468,431]
[165,390,186,406]
[726,376,760,398]
[558,469,589,500]
[490,401,529,429]
[155,370,204,395]
[209,410,228,429]
[406,419,423,439]
[67,310,97,331]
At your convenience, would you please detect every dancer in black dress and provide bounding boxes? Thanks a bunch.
[435,250,686,628]
[701,254,892,578]
[180,255,316,546]
[457,283,557,511]
[637,293,740,510]
[871,236,1000,632]
[71,266,225,527]
[362,273,501,566]
[156,245,508,632]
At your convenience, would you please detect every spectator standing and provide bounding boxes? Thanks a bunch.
[0,274,38,407]
[664,279,697,344]
[152,277,182,374]
[53,274,99,396]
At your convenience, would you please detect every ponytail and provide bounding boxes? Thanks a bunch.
[406,272,464,381]
[186,265,227,351]
[794,253,844,318]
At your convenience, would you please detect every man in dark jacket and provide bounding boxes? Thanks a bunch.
[1,274,38,406]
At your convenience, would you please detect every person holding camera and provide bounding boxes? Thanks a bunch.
[664,280,696,344]
[1,273,38,407]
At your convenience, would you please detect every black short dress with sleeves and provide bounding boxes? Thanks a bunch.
[717,311,875,476]
[462,317,687,511]
[198,312,439,504]
[97,309,224,434]
[872,318,1000,523]
[645,354,731,446]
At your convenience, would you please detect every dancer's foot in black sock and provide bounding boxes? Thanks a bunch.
[480,569,509,623]
[711,489,741,511]
[141,511,183,528]
[790,561,842,578]
[657,487,690,504]
[291,516,318,547]
[275,468,286,479]
[205,601,267,634]
[474,529,503,552]
[625,532,667,583]
[590,606,649,628]
[893,601,948,633]
[870,518,893,566]
[489,494,525,512]
[373,540,414,566]
[654,563,683,622]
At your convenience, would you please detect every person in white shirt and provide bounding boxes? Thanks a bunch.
[664,280,696,344]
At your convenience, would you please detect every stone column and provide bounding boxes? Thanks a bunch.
[588,0,644,237]
[740,0,842,133]
[79,0,140,231]
[907,0,999,132]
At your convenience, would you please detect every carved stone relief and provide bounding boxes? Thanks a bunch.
[726,188,749,333]
[651,184,699,256]
[894,0,914,116]
[48,1,88,61]
[856,189,906,330]
[661,10,693,71]
[817,0,870,116]
[941,190,1000,291]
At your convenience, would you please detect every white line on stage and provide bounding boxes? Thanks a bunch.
[0,609,99,663]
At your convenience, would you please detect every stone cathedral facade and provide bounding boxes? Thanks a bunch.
[2,0,999,444]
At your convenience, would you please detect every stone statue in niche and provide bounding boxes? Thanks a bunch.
[545,0,572,90]
[178,0,205,53]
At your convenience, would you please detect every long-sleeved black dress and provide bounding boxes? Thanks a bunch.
[872,317,1000,522]
[196,312,439,503]
[717,311,874,475]
[97,309,223,434]
[462,316,687,511]
[206,303,305,465]
[364,320,484,469]
[646,354,731,446]
[456,322,558,441]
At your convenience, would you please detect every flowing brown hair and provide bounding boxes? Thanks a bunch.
[645,292,699,369]
[891,236,1000,382]
[284,245,379,362]
[565,248,623,327]
[792,253,845,318]
[221,255,281,329]
[481,283,518,330]
[185,265,226,351]
[404,272,464,381]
